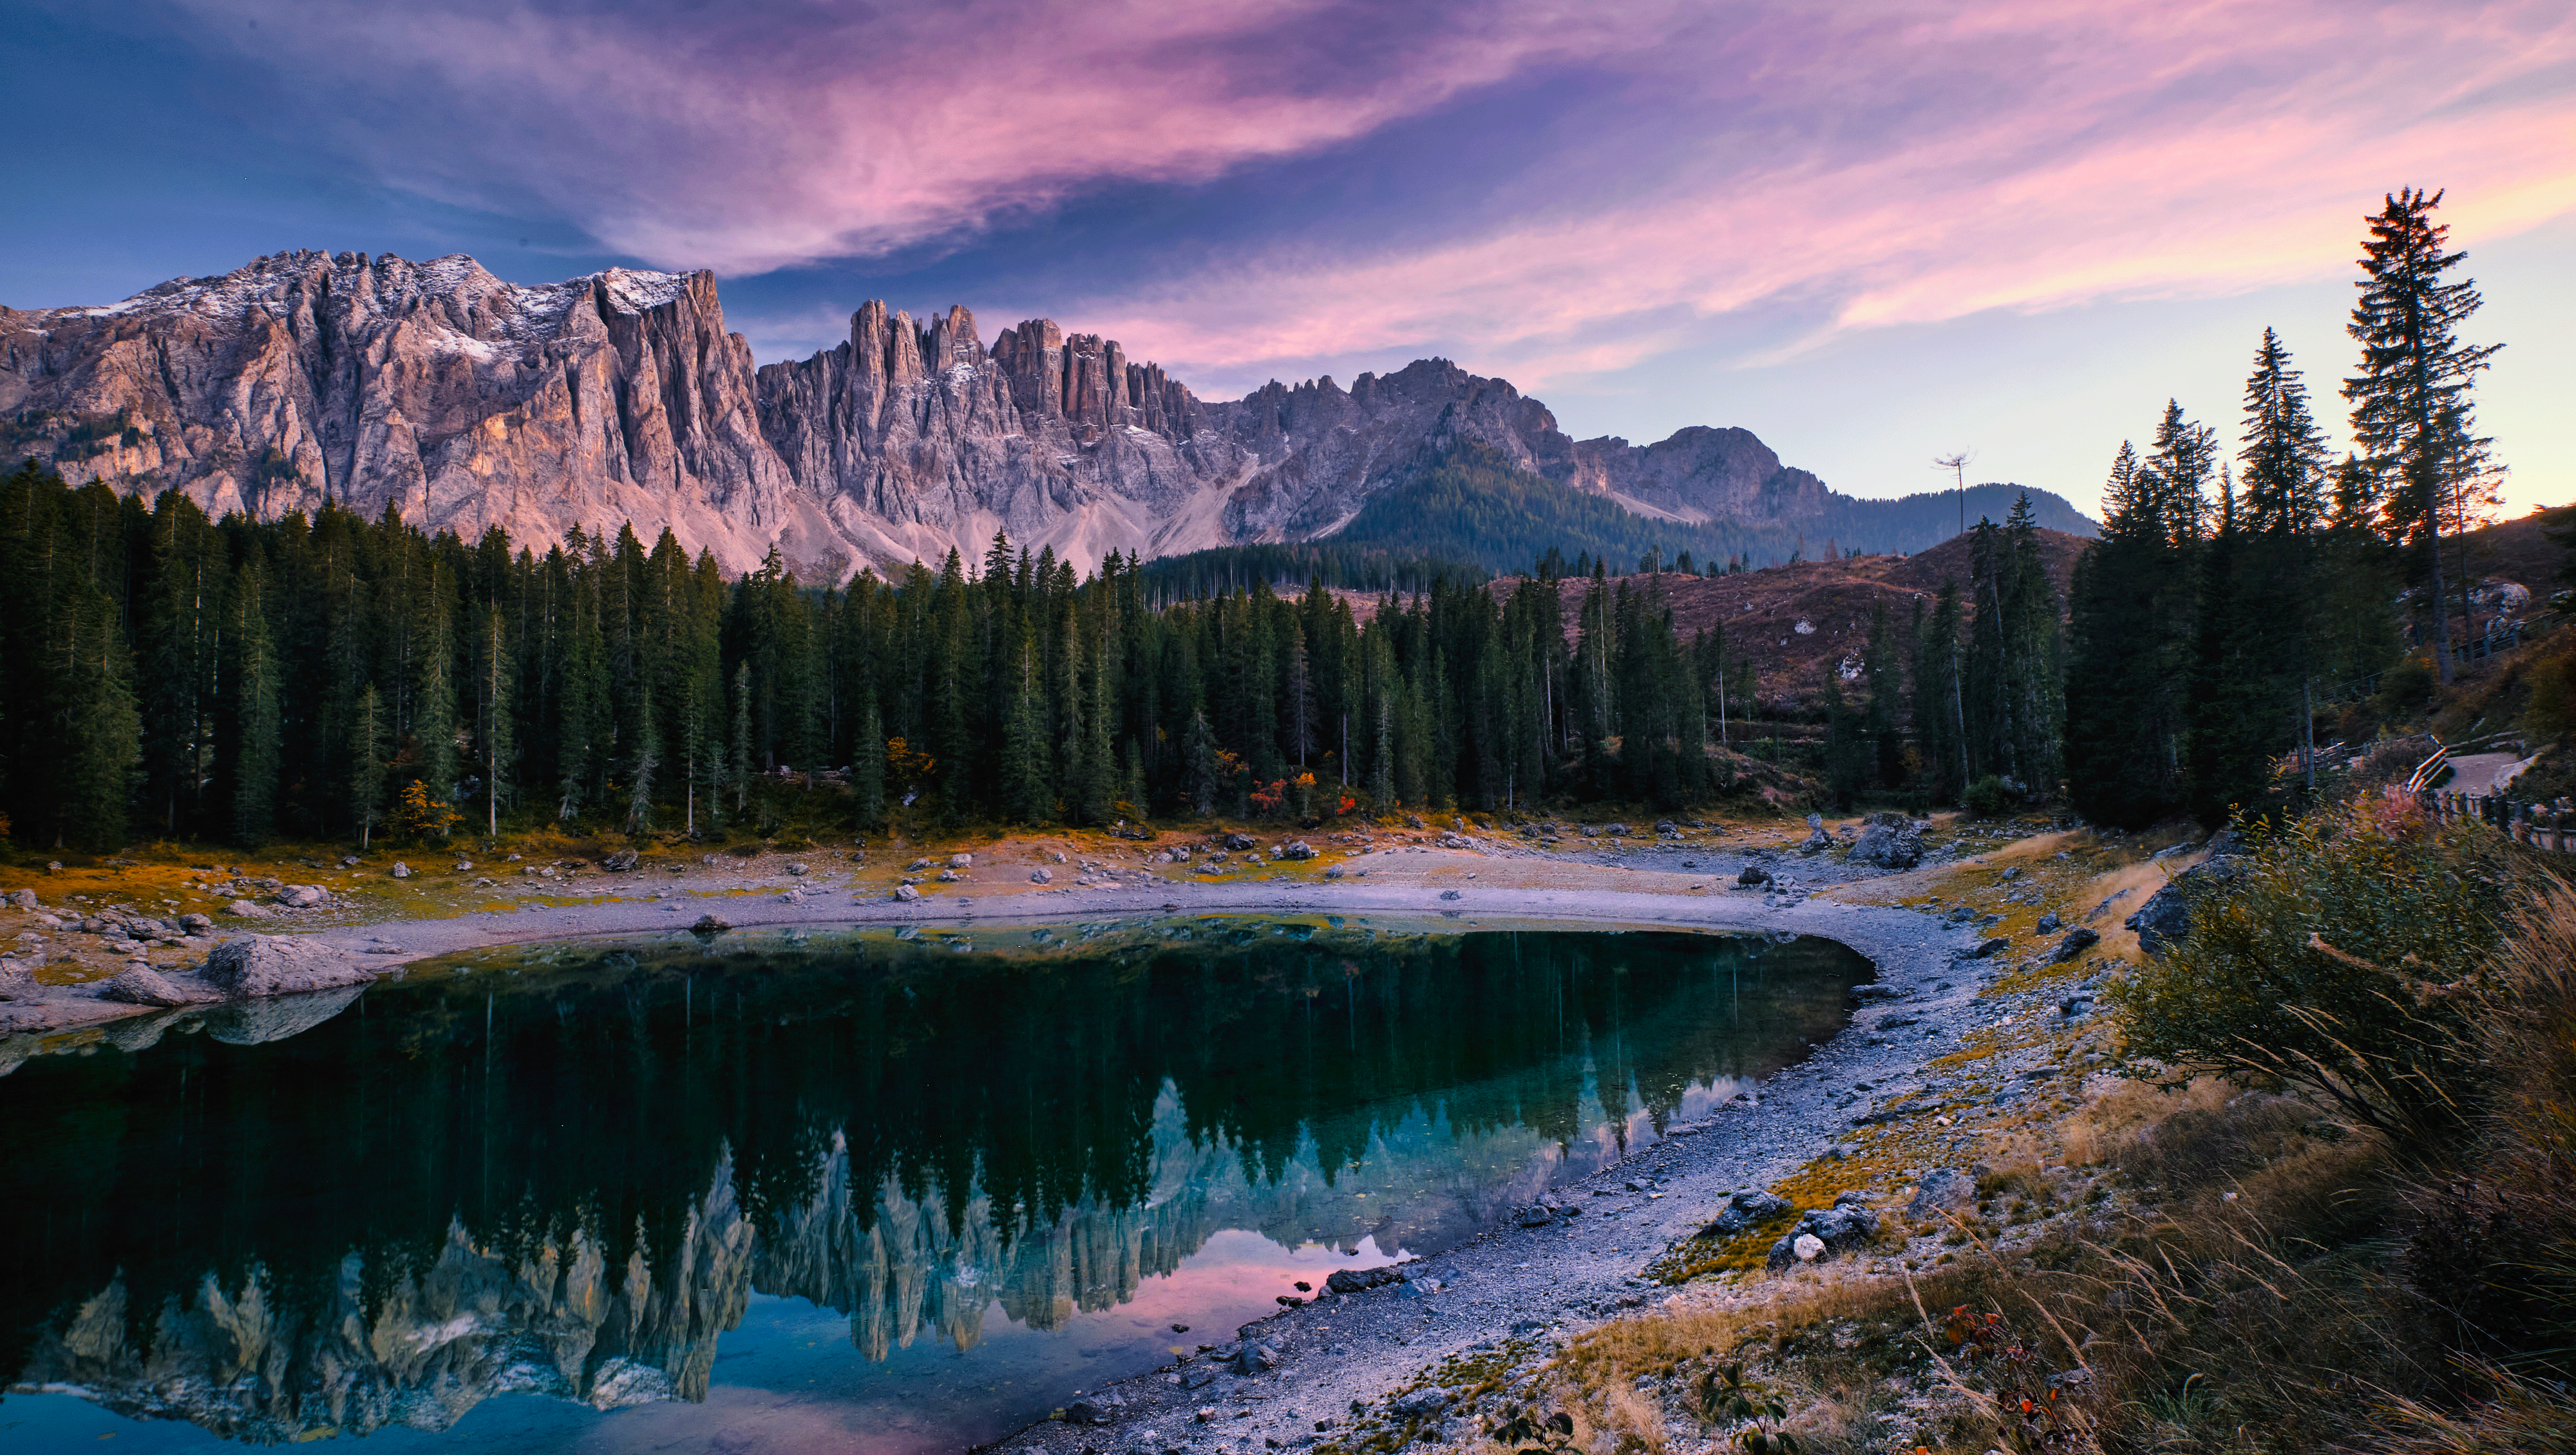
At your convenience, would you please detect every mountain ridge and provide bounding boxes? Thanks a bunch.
[1,249,2094,577]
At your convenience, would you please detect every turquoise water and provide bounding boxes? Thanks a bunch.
[0,917,1866,1452]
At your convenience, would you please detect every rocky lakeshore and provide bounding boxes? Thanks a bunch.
[1,812,2186,1454]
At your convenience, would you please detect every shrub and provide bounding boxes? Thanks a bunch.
[2110,796,2521,1157]
[2398,878,2576,1383]
[1962,774,2015,818]
[2373,654,2438,721]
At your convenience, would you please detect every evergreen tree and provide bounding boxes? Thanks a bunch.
[2065,442,2195,826]
[626,684,658,832]
[475,606,513,840]
[229,563,283,845]
[2344,187,2503,683]
[54,582,141,852]
[349,684,390,850]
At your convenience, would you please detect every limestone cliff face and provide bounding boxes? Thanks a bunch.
[3,251,1845,579]
[0,250,819,572]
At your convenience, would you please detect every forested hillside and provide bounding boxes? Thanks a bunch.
[1325,444,2092,576]
[0,458,2079,851]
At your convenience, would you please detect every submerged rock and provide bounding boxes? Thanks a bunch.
[207,984,367,1044]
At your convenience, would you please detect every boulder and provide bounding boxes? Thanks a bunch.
[1799,813,1832,854]
[936,868,962,883]
[1848,812,1924,870]
[1738,865,1771,887]
[0,957,37,1000]
[274,884,328,908]
[1965,936,2011,958]
[785,861,809,876]
[1324,1266,1408,1295]
[2034,911,2061,934]
[2126,850,2246,954]
[1700,1188,1793,1238]
[949,852,974,868]
[7,888,38,910]
[893,884,922,902]
[1908,1168,1979,1217]
[600,848,641,871]
[225,899,274,919]
[1231,1341,1280,1375]
[2050,927,2101,963]
[178,913,214,934]
[1030,868,1054,884]
[1223,832,1258,852]
[691,914,731,934]
[1765,1201,1882,1270]
[1390,1389,1451,1419]
[1276,841,1318,860]
[100,966,222,1007]
[1065,1393,1128,1425]
[200,936,377,999]
[390,862,412,879]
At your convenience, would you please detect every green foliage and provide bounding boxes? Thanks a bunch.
[2110,798,2520,1154]
[1696,1360,1800,1455]
[1962,774,2015,817]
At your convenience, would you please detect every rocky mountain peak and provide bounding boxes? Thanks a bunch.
[2,252,2083,580]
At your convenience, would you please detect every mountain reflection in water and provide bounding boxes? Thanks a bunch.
[0,919,1865,1448]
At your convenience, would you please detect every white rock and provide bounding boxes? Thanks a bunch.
[200,935,377,998]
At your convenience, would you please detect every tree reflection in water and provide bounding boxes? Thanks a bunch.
[0,919,1864,1443]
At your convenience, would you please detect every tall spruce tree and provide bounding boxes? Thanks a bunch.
[2066,440,2196,826]
[229,563,283,845]
[2344,187,2502,684]
[349,684,390,849]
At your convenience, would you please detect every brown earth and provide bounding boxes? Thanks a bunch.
[1482,527,2091,697]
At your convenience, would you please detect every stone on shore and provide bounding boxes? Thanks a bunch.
[101,966,223,1007]
[200,935,377,999]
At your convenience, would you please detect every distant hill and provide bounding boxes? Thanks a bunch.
[1327,444,2093,577]
[1489,527,2093,700]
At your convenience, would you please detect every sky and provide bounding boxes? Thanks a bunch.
[4,0,2571,521]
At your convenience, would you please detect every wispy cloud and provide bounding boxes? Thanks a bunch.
[162,0,2575,398]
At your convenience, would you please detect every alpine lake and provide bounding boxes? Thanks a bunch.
[0,914,1869,1452]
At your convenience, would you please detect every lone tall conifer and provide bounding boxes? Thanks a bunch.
[2344,187,2501,683]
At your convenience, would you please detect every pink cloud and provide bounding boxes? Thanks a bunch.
[176,0,2572,404]
[178,0,1694,274]
[1069,0,2576,391]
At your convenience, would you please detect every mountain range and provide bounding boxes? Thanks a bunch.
[0,250,2094,578]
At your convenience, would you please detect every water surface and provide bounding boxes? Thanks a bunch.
[0,916,1866,1451]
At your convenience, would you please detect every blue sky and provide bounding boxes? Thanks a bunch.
[5,0,2570,519]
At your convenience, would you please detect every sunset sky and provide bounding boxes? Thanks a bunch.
[7,0,2570,520]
